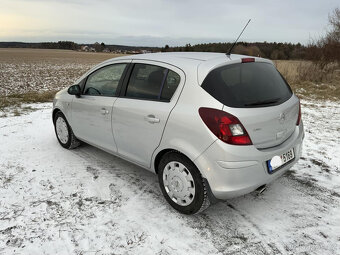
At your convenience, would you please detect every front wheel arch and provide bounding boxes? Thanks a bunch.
[53,111,80,149]
[53,108,71,128]
[52,108,61,123]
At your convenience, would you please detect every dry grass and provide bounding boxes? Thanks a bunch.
[0,90,59,116]
[275,60,340,101]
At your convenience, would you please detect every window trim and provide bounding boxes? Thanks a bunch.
[119,63,180,103]
[158,69,169,100]
[82,63,130,97]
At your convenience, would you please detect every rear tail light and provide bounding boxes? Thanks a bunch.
[296,100,301,126]
[199,107,252,145]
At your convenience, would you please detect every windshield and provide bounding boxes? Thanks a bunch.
[201,62,292,108]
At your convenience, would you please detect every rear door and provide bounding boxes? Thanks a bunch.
[201,61,299,149]
[70,62,129,153]
[112,61,184,167]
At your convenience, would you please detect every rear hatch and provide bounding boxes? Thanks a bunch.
[201,60,299,149]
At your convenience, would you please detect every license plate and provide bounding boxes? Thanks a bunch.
[267,148,295,173]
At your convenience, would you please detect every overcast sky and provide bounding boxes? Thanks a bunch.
[0,0,338,47]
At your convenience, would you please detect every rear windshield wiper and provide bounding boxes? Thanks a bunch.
[244,98,280,106]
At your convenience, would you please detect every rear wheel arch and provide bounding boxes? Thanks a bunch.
[154,149,199,175]
[154,149,177,174]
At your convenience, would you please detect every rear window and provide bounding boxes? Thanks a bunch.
[201,62,292,108]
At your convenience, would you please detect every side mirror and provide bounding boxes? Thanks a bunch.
[68,85,81,97]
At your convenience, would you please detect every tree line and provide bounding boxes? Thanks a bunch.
[0,41,79,50]
[0,41,157,52]
[162,42,306,60]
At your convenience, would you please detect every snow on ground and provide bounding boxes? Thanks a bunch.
[0,101,339,255]
[293,100,340,191]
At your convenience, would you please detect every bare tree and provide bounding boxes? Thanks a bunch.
[328,7,340,43]
[306,7,340,66]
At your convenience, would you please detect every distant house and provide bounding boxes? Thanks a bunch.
[80,45,96,52]
[81,45,89,52]
[114,50,124,54]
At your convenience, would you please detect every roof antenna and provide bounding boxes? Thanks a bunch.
[226,19,251,57]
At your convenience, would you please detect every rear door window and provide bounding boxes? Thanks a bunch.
[160,70,181,101]
[125,64,180,101]
[201,62,292,108]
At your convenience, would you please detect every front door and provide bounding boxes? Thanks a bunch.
[70,62,129,153]
[112,61,184,167]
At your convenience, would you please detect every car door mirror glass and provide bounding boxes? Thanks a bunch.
[68,84,81,96]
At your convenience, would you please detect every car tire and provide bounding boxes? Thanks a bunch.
[54,111,80,149]
[158,152,210,214]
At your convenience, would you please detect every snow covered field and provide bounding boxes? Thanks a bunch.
[0,49,119,96]
[0,101,339,255]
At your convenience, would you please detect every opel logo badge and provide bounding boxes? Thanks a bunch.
[279,113,286,124]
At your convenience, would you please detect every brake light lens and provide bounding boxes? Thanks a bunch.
[296,100,301,126]
[199,107,252,145]
[242,58,255,63]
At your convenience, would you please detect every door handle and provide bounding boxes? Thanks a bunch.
[144,114,160,124]
[100,108,109,115]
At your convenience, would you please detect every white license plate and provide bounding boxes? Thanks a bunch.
[267,148,295,173]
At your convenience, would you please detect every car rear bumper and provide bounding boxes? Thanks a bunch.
[194,122,304,200]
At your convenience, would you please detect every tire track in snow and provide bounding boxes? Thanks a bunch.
[186,202,284,255]
[71,144,161,203]
[224,174,340,255]
[224,202,287,255]
[182,168,340,255]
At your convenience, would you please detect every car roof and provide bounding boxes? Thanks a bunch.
[80,52,273,85]
[107,52,227,62]
[101,52,225,72]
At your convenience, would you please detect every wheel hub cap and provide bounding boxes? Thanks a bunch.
[171,177,183,192]
[163,161,195,206]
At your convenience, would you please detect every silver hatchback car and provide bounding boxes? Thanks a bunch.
[53,52,304,214]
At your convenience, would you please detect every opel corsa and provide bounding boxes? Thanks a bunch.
[53,52,304,214]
